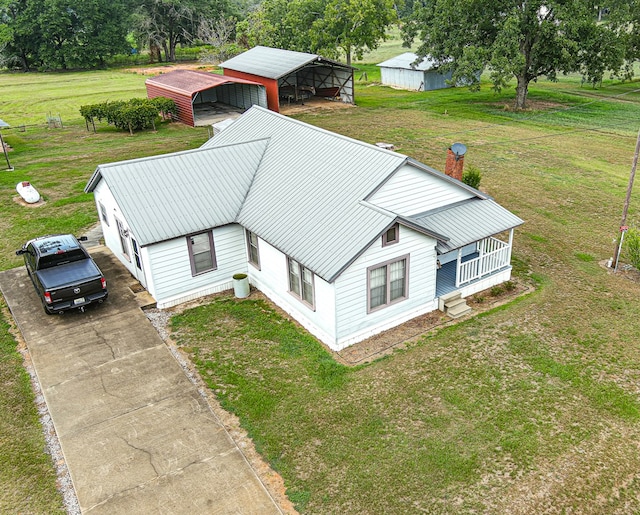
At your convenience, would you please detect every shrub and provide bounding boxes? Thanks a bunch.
[623,227,640,270]
[79,97,177,134]
[462,166,482,189]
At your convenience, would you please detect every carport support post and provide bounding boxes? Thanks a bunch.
[0,131,13,171]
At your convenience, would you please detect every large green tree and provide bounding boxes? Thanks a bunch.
[238,0,396,64]
[0,0,43,70]
[403,0,632,109]
[311,0,397,65]
[1,0,129,70]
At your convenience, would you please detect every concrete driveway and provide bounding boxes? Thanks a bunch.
[0,247,281,514]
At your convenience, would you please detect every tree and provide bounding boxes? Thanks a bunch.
[0,0,44,70]
[310,0,397,65]
[198,16,242,63]
[237,0,322,52]
[1,0,129,70]
[133,0,231,62]
[403,0,631,110]
[238,0,396,64]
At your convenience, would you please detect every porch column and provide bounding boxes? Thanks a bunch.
[455,248,462,287]
[507,229,514,265]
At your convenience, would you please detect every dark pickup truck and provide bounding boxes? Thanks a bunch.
[16,234,108,315]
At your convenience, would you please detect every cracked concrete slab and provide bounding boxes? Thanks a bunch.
[0,247,280,514]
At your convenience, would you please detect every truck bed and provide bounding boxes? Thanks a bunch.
[36,258,102,290]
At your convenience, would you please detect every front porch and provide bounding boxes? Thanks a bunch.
[436,234,513,298]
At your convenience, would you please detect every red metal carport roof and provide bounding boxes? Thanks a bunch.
[145,69,263,96]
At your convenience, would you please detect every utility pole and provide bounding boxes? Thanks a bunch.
[612,129,640,269]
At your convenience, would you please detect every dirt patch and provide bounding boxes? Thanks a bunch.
[280,98,356,116]
[124,63,218,76]
[12,196,46,208]
[336,278,534,365]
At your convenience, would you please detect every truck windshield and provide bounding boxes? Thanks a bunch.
[38,249,86,269]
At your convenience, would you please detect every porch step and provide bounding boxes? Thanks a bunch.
[439,290,472,319]
[438,290,462,312]
[447,302,472,319]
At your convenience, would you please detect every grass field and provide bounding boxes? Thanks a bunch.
[1,61,640,513]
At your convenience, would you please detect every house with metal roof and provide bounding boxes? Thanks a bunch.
[85,106,523,351]
[377,52,455,92]
[145,69,267,126]
[220,46,355,113]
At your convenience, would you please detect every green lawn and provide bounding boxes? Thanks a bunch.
[172,75,640,512]
[1,63,640,513]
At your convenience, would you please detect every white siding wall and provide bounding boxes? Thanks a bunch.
[369,164,473,216]
[92,181,145,282]
[380,68,425,90]
[334,225,438,350]
[247,237,337,347]
[146,224,247,308]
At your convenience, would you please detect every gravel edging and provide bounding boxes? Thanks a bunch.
[5,312,81,515]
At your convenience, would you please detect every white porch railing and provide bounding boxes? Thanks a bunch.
[456,232,513,287]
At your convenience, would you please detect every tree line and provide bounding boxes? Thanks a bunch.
[1,0,638,109]
[0,0,235,70]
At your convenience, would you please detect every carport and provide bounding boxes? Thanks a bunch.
[145,69,268,127]
[220,46,355,113]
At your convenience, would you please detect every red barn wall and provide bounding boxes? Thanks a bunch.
[146,84,194,127]
[222,70,280,113]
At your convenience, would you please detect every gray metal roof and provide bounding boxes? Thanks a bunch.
[87,105,523,283]
[85,140,269,246]
[206,106,406,282]
[220,46,352,80]
[377,52,439,72]
[407,199,524,253]
[0,119,9,128]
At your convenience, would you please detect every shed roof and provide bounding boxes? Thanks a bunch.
[407,199,524,253]
[220,46,353,80]
[145,69,262,96]
[0,119,9,128]
[377,52,439,72]
[85,140,269,246]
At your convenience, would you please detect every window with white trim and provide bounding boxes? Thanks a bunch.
[246,230,260,268]
[287,257,315,309]
[188,231,217,276]
[367,255,409,312]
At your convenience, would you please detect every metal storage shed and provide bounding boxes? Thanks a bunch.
[145,69,267,127]
[377,52,454,92]
[220,46,355,113]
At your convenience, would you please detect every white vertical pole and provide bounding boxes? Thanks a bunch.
[455,248,462,287]
[507,229,514,267]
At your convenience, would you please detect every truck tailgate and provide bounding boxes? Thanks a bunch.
[36,259,102,290]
